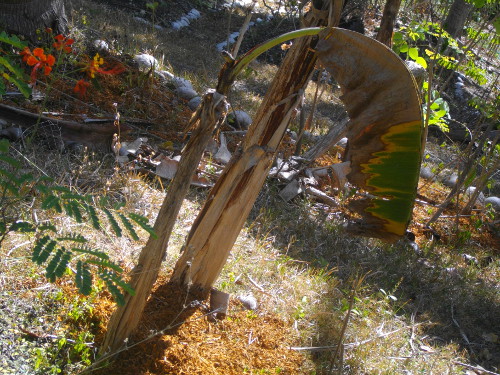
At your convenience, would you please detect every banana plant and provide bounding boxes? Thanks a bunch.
[316,28,423,241]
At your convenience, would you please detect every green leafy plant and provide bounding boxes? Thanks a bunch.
[0,31,32,97]
[0,139,156,305]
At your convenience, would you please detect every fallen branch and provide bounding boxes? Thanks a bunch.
[0,103,128,150]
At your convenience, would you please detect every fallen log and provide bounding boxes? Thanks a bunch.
[0,103,129,150]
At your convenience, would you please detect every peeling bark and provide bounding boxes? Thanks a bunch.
[170,1,336,295]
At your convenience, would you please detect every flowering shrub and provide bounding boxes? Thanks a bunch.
[20,47,55,82]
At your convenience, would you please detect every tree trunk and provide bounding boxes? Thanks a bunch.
[442,0,473,39]
[100,91,227,354]
[0,0,68,40]
[376,0,402,47]
[169,0,336,295]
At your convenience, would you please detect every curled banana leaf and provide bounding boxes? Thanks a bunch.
[316,28,423,242]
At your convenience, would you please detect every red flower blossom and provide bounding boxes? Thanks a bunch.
[73,79,90,99]
[53,34,74,53]
[19,47,55,82]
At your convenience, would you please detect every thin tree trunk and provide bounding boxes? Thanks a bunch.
[170,1,336,295]
[376,0,402,47]
[100,91,227,354]
[0,0,68,40]
[442,0,473,39]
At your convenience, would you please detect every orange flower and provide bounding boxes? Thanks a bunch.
[20,47,56,82]
[86,53,125,79]
[73,79,90,99]
[53,34,74,53]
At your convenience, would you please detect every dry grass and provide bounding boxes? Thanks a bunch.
[1,0,499,374]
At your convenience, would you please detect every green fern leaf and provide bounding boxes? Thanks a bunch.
[38,223,57,232]
[46,248,64,282]
[9,221,35,232]
[63,200,74,218]
[0,154,22,168]
[33,238,57,265]
[118,212,139,240]
[61,193,86,201]
[72,246,109,260]
[128,213,157,239]
[42,195,62,213]
[32,236,50,260]
[57,233,87,243]
[99,270,125,306]
[102,207,122,237]
[87,258,123,273]
[0,139,9,153]
[84,203,100,230]
[75,261,92,296]
[67,201,83,223]
[106,271,135,296]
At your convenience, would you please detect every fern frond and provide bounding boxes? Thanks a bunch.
[46,248,70,282]
[42,195,62,213]
[99,270,125,306]
[65,200,83,223]
[128,213,157,239]
[39,223,57,232]
[87,258,123,273]
[72,246,109,260]
[0,154,22,168]
[102,207,122,237]
[10,221,35,232]
[57,233,87,243]
[33,238,57,265]
[75,260,92,296]
[118,212,139,240]
[84,203,100,230]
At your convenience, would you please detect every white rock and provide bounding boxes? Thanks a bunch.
[227,110,252,129]
[237,294,258,310]
[187,9,201,20]
[464,186,486,205]
[336,137,348,148]
[175,86,198,100]
[230,32,240,39]
[216,42,227,51]
[419,166,435,180]
[443,173,458,188]
[93,39,109,52]
[154,24,164,31]
[188,96,202,111]
[171,76,193,90]
[179,18,189,27]
[133,17,149,24]
[256,17,263,23]
[134,53,158,71]
[172,21,182,30]
[156,70,174,81]
[214,133,231,164]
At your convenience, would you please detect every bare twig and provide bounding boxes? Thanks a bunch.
[454,361,500,375]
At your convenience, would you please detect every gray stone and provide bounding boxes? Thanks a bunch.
[237,295,258,310]
[188,96,202,111]
[419,166,435,180]
[93,39,109,52]
[227,110,252,130]
[171,76,193,90]
[175,86,198,100]
[405,60,426,87]
[134,53,158,71]
[336,137,348,148]
[485,196,500,211]
[443,173,458,188]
